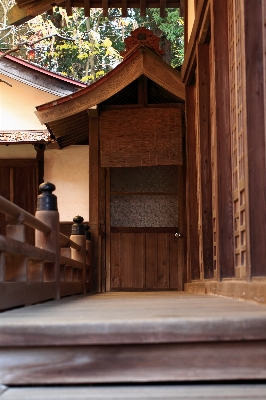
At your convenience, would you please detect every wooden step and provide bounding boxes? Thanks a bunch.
[1,384,266,399]
[1,292,266,385]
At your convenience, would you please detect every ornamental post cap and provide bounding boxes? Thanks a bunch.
[37,182,58,211]
[71,215,85,235]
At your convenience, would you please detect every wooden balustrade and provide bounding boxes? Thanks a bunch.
[0,182,92,311]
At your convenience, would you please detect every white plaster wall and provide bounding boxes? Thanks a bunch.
[0,144,36,158]
[187,0,196,42]
[44,146,89,222]
[0,74,58,130]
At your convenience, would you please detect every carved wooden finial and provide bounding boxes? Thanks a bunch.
[120,27,165,59]
[71,215,85,235]
[37,182,58,211]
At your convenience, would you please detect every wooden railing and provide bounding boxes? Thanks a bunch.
[0,182,92,311]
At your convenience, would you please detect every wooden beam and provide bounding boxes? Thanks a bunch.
[102,0,108,17]
[84,0,90,17]
[197,44,213,279]
[65,0,72,16]
[140,0,146,17]
[185,86,200,281]
[211,0,234,279]
[243,0,266,277]
[160,0,166,18]
[88,109,100,293]
[181,0,209,84]
[179,0,185,17]
[121,0,127,17]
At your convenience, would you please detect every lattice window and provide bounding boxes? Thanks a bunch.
[228,0,247,278]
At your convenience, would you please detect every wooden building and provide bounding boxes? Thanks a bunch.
[0,53,88,244]
[1,0,266,398]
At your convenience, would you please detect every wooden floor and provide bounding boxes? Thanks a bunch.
[1,291,266,346]
[1,292,266,386]
[1,384,266,399]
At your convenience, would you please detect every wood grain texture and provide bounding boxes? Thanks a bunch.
[212,0,234,278]
[1,341,266,384]
[197,43,213,279]
[2,384,266,399]
[89,110,99,293]
[2,292,266,346]
[110,232,179,290]
[185,86,200,280]
[243,0,266,277]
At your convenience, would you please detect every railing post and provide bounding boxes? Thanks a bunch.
[5,213,27,282]
[70,216,86,293]
[35,182,60,300]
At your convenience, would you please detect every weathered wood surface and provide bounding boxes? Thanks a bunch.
[1,341,266,384]
[244,0,266,277]
[185,86,200,280]
[2,384,266,399]
[1,292,266,346]
[110,233,179,290]
[212,0,234,279]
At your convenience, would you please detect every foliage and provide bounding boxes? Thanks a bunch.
[0,2,184,83]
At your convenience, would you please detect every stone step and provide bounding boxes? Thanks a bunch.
[1,292,266,385]
[1,384,266,399]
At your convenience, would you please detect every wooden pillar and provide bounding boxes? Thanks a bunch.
[243,0,266,277]
[88,109,100,293]
[211,0,234,279]
[197,43,213,279]
[185,85,200,281]
[34,144,45,189]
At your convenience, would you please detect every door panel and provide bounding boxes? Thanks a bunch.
[108,165,182,291]
[110,229,179,290]
[0,160,38,245]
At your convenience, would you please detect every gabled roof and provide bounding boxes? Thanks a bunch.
[0,52,86,96]
[35,44,185,125]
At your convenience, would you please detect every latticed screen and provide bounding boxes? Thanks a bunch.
[100,108,183,167]
[228,0,247,278]
[110,166,178,227]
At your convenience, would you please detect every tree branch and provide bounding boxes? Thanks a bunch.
[0,77,12,86]
[0,33,75,60]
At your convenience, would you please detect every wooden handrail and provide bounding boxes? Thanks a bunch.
[0,195,51,234]
[0,196,82,251]
[59,232,81,251]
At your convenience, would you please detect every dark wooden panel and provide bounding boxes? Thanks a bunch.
[120,233,133,288]
[169,234,179,288]
[157,233,169,288]
[132,233,145,288]
[0,166,10,236]
[145,233,158,289]
[185,86,200,280]
[110,232,121,288]
[197,43,213,279]
[0,162,38,245]
[212,0,234,278]
[13,166,37,245]
[244,0,266,277]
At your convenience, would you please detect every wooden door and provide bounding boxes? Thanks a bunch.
[0,159,38,245]
[106,165,184,291]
